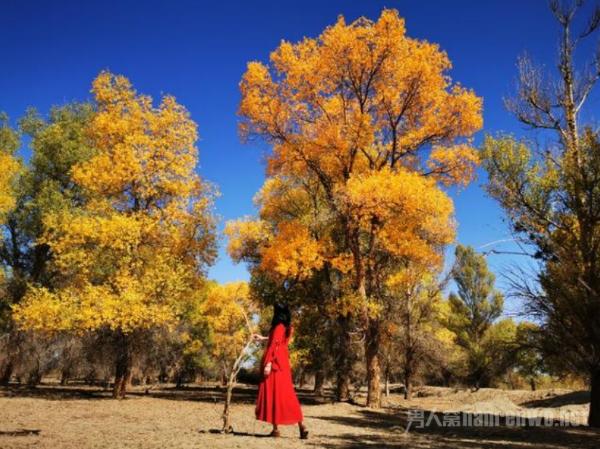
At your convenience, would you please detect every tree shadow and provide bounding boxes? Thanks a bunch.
[313,407,599,449]
[0,384,114,400]
[520,390,589,408]
[127,384,333,405]
[0,429,41,437]
[0,383,333,405]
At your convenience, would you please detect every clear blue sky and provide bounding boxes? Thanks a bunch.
[3,0,599,314]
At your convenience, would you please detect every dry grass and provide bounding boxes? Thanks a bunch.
[0,383,598,449]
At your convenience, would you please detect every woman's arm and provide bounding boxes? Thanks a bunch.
[252,333,269,342]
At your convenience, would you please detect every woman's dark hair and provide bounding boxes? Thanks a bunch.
[271,302,291,336]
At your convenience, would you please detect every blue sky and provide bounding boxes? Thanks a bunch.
[3,0,599,315]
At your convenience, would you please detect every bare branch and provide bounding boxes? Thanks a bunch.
[578,4,600,39]
[549,0,580,27]
[505,54,567,138]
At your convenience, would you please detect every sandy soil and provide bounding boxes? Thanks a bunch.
[0,384,598,449]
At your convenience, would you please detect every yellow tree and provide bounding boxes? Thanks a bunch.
[0,114,20,339]
[13,72,217,398]
[0,113,20,318]
[192,281,258,433]
[236,9,482,407]
[0,114,20,223]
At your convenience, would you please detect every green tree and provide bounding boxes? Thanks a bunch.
[447,245,509,389]
[1,105,94,385]
[382,264,452,399]
[480,1,600,426]
[0,113,21,384]
[514,322,545,391]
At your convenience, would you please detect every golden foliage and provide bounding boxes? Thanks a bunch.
[0,152,19,220]
[233,9,482,294]
[14,72,216,334]
[239,9,482,185]
[340,167,455,268]
[261,221,325,280]
[194,282,257,366]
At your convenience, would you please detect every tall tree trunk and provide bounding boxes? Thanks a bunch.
[365,322,381,408]
[60,368,70,386]
[27,363,41,386]
[158,366,167,383]
[589,368,600,428]
[404,368,412,400]
[175,370,184,389]
[1,330,20,386]
[314,369,325,396]
[113,332,132,399]
[297,369,306,388]
[336,371,350,402]
[442,368,451,387]
[384,367,390,398]
[222,373,235,433]
[559,22,580,164]
[0,360,14,386]
[335,316,351,402]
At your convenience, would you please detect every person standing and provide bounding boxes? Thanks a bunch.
[253,303,309,439]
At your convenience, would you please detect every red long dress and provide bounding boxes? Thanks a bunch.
[255,323,303,425]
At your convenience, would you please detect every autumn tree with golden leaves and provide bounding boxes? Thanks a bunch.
[0,114,20,226]
[232,10,482,407]
[13,72,217,398]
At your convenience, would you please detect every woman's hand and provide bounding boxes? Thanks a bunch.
[252,333,267,342]
[263,362,272,377]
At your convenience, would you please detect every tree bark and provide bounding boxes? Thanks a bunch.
[0,360,14,386]
[175,370,184,389]
[222,338,253,433]
[314,369,325,396]
[1,331,20,386]
[336,371,350,402]
[27,366,41,386]
[365,322,381,408]
[589,368,600,428]
[404,370,412,400]
[335,316,351,402]
[384,368,390,398]
[113,332,132,399]
[222,374,235,433]
[60,368,70,386]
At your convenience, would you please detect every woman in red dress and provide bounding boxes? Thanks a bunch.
[253,303,309,439]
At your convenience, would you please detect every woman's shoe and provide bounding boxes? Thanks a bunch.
[268,429,281,437]
[299,425,309,440]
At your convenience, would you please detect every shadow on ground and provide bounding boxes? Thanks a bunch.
[0,382,333,405]
[520,390,590,408]
[2,384,597,448]
[314,408,599,449]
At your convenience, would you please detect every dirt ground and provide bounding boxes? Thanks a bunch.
[0,383,598,449]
